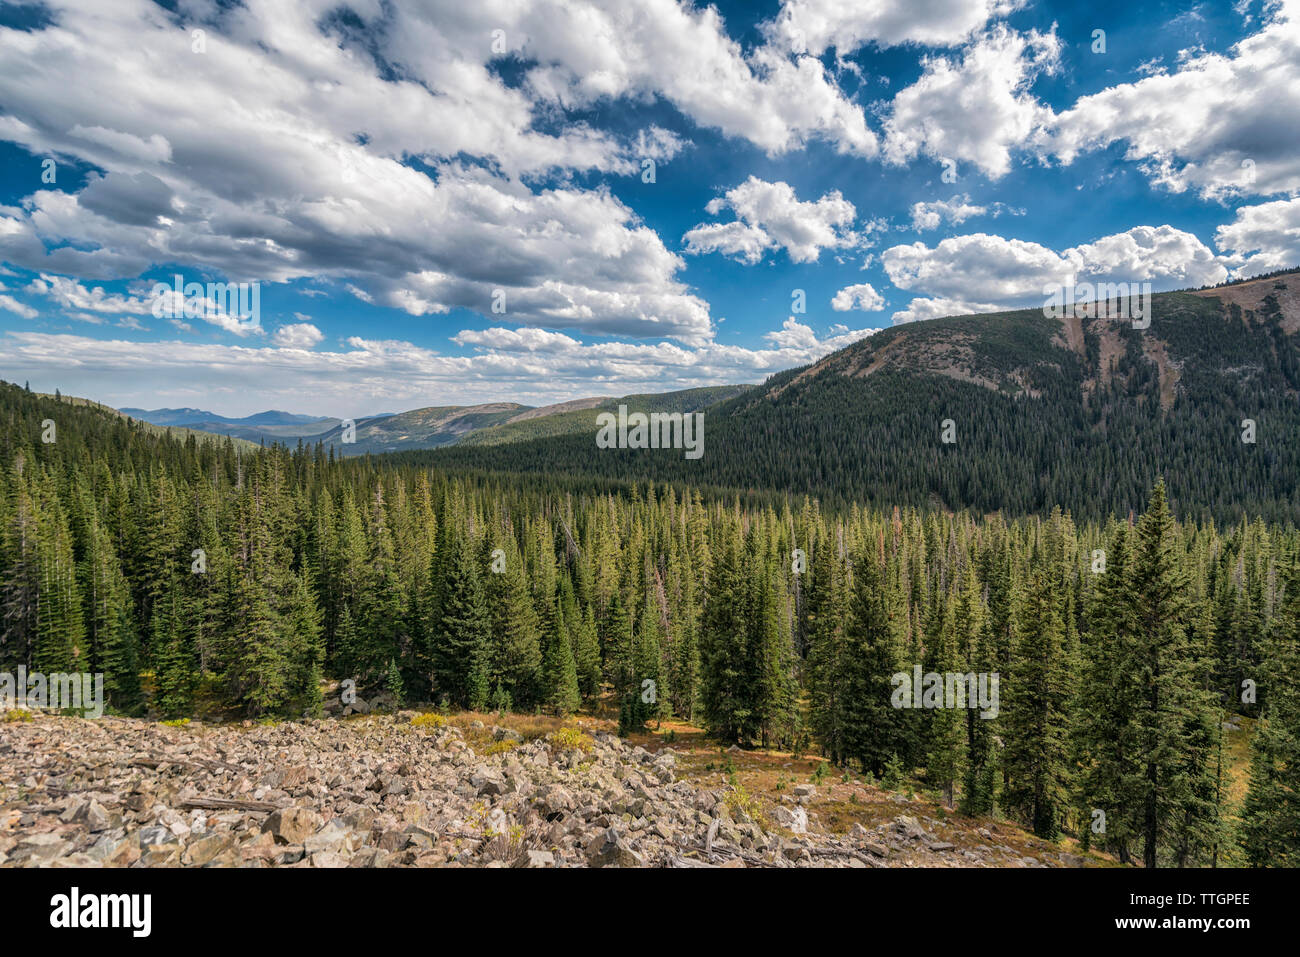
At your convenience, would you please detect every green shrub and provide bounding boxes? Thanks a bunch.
[551,726,594,753]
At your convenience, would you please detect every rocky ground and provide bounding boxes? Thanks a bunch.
[0,711,1101,868]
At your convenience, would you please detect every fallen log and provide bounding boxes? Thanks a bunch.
[179,796,281,812]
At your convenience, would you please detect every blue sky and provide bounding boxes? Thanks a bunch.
[1,0,1298,417]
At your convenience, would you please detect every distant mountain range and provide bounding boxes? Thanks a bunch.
[109,270,1300,523]
[120,407,329,428]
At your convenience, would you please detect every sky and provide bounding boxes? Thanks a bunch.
[0,0,1298,418]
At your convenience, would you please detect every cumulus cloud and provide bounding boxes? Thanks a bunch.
[1215,196,1300,276]
[891,296,1002,324]
[910,195,988,230]
[0,0,749,345]
[512,2,877,158]
[831,283,886,311]
[272,323,325,349]
[27,274,154,315]
[883,25,1061,179]
[683,177,860,264]
[1039,0,1300,198]
[768,0,1024,54]
[882,225,1228,322]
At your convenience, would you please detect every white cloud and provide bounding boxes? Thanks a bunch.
[1065,225,1228,287]
[883,225,1228,322]
[272,323,325,349]
[891,296,1001,324]
[883,25,1061,179]
[1039,0,1300,198]
[27,274,153,315]
[0,294,38,319]
[1215,196,1300,276]
[910,195,988,230]
[768,0,1024,54]
[684,177,859,264]
[882,233,1071,304]
[1,317,878,418]
[0,0,741,345]
[511,1,877,158]
[831,283,886,311]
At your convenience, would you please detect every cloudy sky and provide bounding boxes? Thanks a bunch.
[1,0,1297,417]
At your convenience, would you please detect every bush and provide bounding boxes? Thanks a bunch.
[410,713,447,730]
[881,753,905,790]
[551,726,594,753]
[3,709,33,723]
[724,783,766,826]
[160,717,190,727]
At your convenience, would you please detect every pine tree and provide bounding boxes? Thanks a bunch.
[699,523,751,743]
[541,602,580,715]
[1003,569,1073,839]
[806,529,848,763]
[1240,557,1300,866]
[284,566,324,716]
[82,516,141,714]
[958,562,997,816]
[34,485,84,675]
[1127,480,1220,868]
[1074,521,1142,861]
[840,553,905,777]
[571,601,602,701]
[152,587,194,718]
[483,532,542,709]
[431,530,491,709]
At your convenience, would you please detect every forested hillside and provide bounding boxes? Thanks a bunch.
[423,274,1300,525]
[456,385,753,447]
[2,380,1298,866]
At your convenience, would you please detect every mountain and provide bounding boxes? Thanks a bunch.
[120,406,224,426]
[317,403,530,456]
[417,270,1300,524]
[120,407,328,428]
[37,394,259,449]
[456,385,754,447]
[121,406,339,444]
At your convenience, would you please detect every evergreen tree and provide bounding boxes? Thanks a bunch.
[1240,558,1300,866]
[1003,570,1073,839]
[840,553,905,777]
[432,530,491,710]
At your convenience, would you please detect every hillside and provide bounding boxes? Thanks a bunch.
[420,272,1300,524]
[317,403,530,456]
[38,393,260,450]
[457,385,754,447]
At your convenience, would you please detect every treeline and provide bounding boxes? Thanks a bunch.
[1,381,1298,867]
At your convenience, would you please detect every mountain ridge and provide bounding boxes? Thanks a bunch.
[416,269,1300,524]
